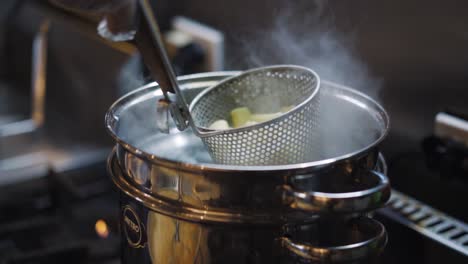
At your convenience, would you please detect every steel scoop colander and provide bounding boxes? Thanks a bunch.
[135,0,320,165]
[189,66,320,165]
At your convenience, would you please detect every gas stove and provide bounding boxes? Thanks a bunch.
[0,161,120,264]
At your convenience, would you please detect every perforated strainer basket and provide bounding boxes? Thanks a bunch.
[189,65,321,165]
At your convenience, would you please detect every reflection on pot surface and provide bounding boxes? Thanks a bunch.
[107,72,391,263]
[147,212,209,263]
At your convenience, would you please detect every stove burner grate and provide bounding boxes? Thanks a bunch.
[379,189,468,257]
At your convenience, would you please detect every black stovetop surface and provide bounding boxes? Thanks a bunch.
[375,214,467,264]
[0,160,466,264]
[0,162,120,264]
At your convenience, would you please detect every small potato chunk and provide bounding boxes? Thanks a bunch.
[241,120,259,127]
[209,119,230,130]
[280,105,294,113]
[231,107,252,128]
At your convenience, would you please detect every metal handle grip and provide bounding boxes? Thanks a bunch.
[134,0,190,131]
[0,20,49,137]
[282,170,391,214]
[279,217,387,262]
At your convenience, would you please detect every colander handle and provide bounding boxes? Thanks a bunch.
[279,217,387,262]
[282,170,391,214]
[134,0,191,132]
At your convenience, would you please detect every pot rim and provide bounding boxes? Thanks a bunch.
[105,71,390,172]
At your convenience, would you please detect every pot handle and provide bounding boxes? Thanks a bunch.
[282,170,391,214]
[279,217,387,262]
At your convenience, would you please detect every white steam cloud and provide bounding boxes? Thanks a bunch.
[118,53,145,96]
[236,1,381,99]
[231,1,384,160]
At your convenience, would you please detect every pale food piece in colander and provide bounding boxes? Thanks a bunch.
[208,119,230,130]
[231,107,252,128]
[208,106,293,130]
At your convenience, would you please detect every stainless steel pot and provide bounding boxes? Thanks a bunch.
[105,72,391,263]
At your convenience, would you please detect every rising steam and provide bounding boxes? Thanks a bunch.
[236,1,381,99]
[118,53,145,96]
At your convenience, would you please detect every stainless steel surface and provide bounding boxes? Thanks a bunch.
[0,19,48,137]
[0,17,50,178]
[0,0,134,183]
[135,0,191,131]
[106,71,390,224]
[189,65,321,165]
[279,153,389,261]
[379,189,468,257]
[280,217,387,262]
[109,150,389,263]
[0,14,114,182]
[107,72,391,262]
[434,112,468,146]
[109,146,389,224]
[283,170,390,214]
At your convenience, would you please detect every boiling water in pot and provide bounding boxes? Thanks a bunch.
[119,80,384,165]
[137,132,213,164]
